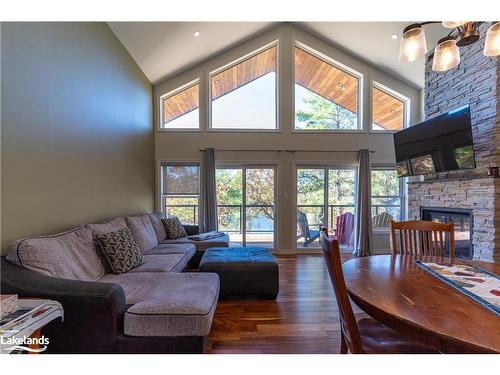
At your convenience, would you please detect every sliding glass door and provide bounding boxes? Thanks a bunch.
[216,166,275,248]
[296,167,356,249]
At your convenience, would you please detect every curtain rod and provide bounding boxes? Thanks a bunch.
[199,148,375,153]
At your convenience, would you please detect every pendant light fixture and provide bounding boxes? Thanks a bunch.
[398,22,500,72]
[399,24,427,62]
[484,22,500,56]
[432,36,460,72]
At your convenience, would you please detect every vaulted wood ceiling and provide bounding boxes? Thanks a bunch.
[162,44,404,130]
[211,46,276,100]
[372,87,405,130]
[163,82,199,124]
[294,46,358,114]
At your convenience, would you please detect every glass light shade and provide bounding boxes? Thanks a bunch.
[399,26,427,62]
[432,39,460,72]
[484,22,500,56]
[442,21,466,28]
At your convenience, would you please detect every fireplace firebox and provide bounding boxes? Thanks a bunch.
[420,207,473,259]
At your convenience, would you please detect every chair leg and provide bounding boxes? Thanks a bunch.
[340,333,348,354]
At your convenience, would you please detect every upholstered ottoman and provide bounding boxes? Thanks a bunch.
[198,247,279,299]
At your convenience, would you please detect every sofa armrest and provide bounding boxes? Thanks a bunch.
[183,224,200,236]
[0,257,126,353]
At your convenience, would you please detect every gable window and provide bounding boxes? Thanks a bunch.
[371,83,407,131]
[161,163,200,225]
[160,80,199,129]
[371,168,404,230]
[210,43,277,130]
[295,45,361,131]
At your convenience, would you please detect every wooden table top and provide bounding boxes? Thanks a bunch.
[343,255,500,354]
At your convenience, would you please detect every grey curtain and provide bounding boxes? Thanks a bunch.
[354,149,373,257]
[201,148,217,232]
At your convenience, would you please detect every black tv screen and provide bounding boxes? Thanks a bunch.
[393,105,475,177]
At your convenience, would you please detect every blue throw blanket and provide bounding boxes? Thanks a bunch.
[188,231,226,241]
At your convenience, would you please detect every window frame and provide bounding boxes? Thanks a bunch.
[292,41,364,133]
[160,161,201,225]
[292,162,359,251]
[214,163,278,250]
[370,81,410,133]
[208,41,280,132]
[370,165,406,232]
[158,78,201,132]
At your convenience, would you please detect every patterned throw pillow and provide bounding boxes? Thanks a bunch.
[161,217,188,239]
[96,227,144,274]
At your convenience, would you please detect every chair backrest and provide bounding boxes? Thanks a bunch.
[390,220,455,258]
[297,211,310,239]
[320,229,363,354]
[373,212,393,227]
[336,212,355,245]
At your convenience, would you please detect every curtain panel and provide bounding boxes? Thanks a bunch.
[201,148,218,232]
[354,149,373,257]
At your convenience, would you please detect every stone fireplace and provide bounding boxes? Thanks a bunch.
[407,23,500,263]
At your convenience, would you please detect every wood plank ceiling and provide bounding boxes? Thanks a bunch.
[295,46,358,114]
[372,87,404,130]
[163,44,404,130]
[163,83,199,123]
[211,46,276,100]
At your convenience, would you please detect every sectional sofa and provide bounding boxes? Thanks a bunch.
[0,213,230,353]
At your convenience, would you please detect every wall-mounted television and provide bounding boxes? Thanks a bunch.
[393,105,475,177]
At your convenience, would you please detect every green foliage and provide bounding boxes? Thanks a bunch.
[215,168,275,229]
[295,88,357,130]
[215,169,242,205]
[371,170,399,197]
[297,169,324,205]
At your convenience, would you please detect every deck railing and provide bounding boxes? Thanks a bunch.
[164,203,401,229]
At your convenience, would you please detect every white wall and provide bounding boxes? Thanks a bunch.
[154,23,422,253]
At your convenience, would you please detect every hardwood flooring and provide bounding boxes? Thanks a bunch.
[208,254,367,354]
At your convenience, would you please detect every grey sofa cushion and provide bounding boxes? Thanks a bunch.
[127,253,189,273]
[147,243,196,258]
[98,272,219,337]
[148,213,167,242]
[86,217,127,236]
[125,214,158,253]
[160,234,230,253]
[7,227,106,281]
[96,227,145,274]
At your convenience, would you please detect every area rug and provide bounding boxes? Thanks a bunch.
[415,260,500,317]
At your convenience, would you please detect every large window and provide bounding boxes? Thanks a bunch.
[371,84,407,131]
[160,81,199,129]
[295,45,360,130]
[371,168,403,229]
[296,167,356,249]
[216,167,275,248]
[161,164,200,225]
[210,44,277,130]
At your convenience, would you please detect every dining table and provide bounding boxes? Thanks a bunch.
[342,255,500,354]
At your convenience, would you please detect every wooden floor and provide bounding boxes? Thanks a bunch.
[208,254,366,354]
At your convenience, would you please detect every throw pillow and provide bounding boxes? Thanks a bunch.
[162,217,188,239]
[96,227,144,274]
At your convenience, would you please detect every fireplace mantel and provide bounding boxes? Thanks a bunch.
[407,176,495,185]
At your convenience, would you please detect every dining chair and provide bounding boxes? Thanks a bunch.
[319,229,438,354]
[390,220,455,258]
